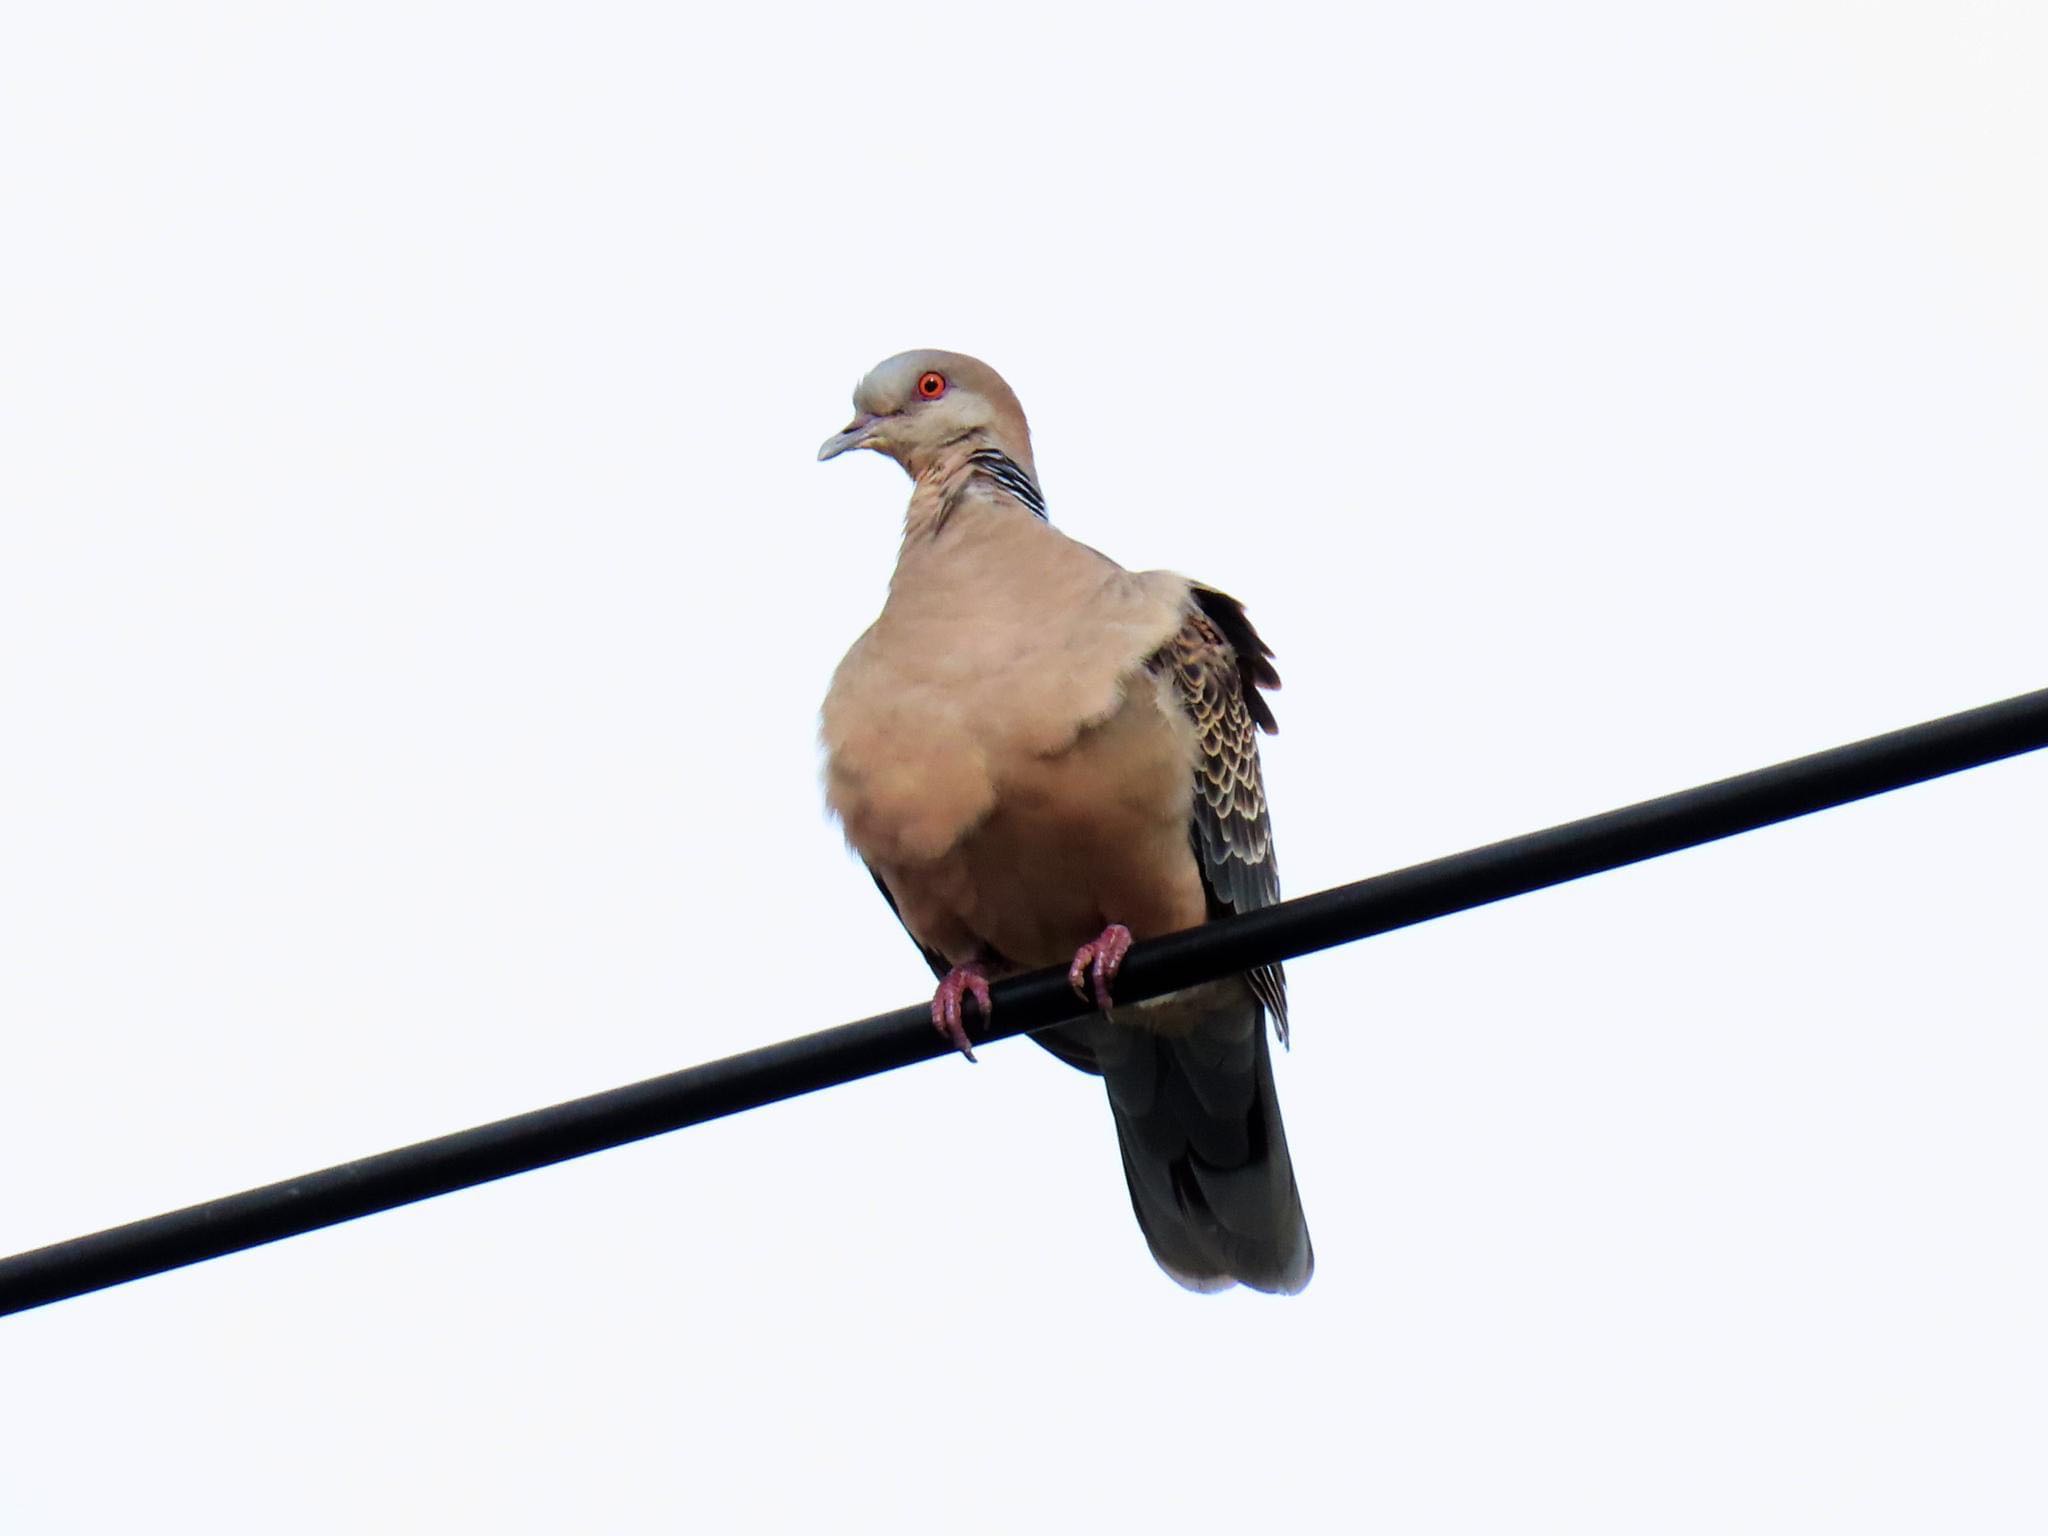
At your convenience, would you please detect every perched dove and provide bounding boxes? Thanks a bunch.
[818,350,1312,1294]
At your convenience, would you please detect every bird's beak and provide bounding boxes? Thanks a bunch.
[817,413,884,462]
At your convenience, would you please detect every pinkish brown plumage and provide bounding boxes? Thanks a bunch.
[818,350,1311,1293]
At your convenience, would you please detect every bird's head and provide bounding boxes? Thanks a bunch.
[817,350,1037,481]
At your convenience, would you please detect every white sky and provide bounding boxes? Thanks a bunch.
[2,4,2044,1531]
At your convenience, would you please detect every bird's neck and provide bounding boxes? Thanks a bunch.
[905,440,1046,540]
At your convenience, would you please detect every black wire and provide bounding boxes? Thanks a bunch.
[4,686,2045,1319]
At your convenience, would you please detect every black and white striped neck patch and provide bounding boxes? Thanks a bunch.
[965,448,1047,520]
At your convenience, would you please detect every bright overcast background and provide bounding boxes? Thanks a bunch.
[3,4,2044,1531]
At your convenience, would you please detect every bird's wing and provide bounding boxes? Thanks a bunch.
[1161,583,1288,1040]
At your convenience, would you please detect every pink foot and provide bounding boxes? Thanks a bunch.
[1068,923,1134,1013]
[930,964,992,1062]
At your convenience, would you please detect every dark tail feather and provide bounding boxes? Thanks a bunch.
[1084,984,1312,1294]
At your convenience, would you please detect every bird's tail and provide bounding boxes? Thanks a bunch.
[1082,982,1313,1294]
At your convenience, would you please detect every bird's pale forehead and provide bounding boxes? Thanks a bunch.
[853,349,995,410]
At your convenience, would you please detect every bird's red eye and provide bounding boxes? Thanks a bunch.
[917,371,947,400]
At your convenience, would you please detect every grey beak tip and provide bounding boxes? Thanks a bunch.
[819,414,878,463]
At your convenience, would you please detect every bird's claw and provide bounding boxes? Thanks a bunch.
[1068,923,1134,1013]
[930,964,991,1062]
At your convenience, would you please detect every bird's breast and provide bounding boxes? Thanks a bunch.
[820,510,1189,868]
[843,671,1209,971]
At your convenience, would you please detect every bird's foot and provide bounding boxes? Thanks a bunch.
[1068,923,1134,1013]
[930,964,992,1063]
